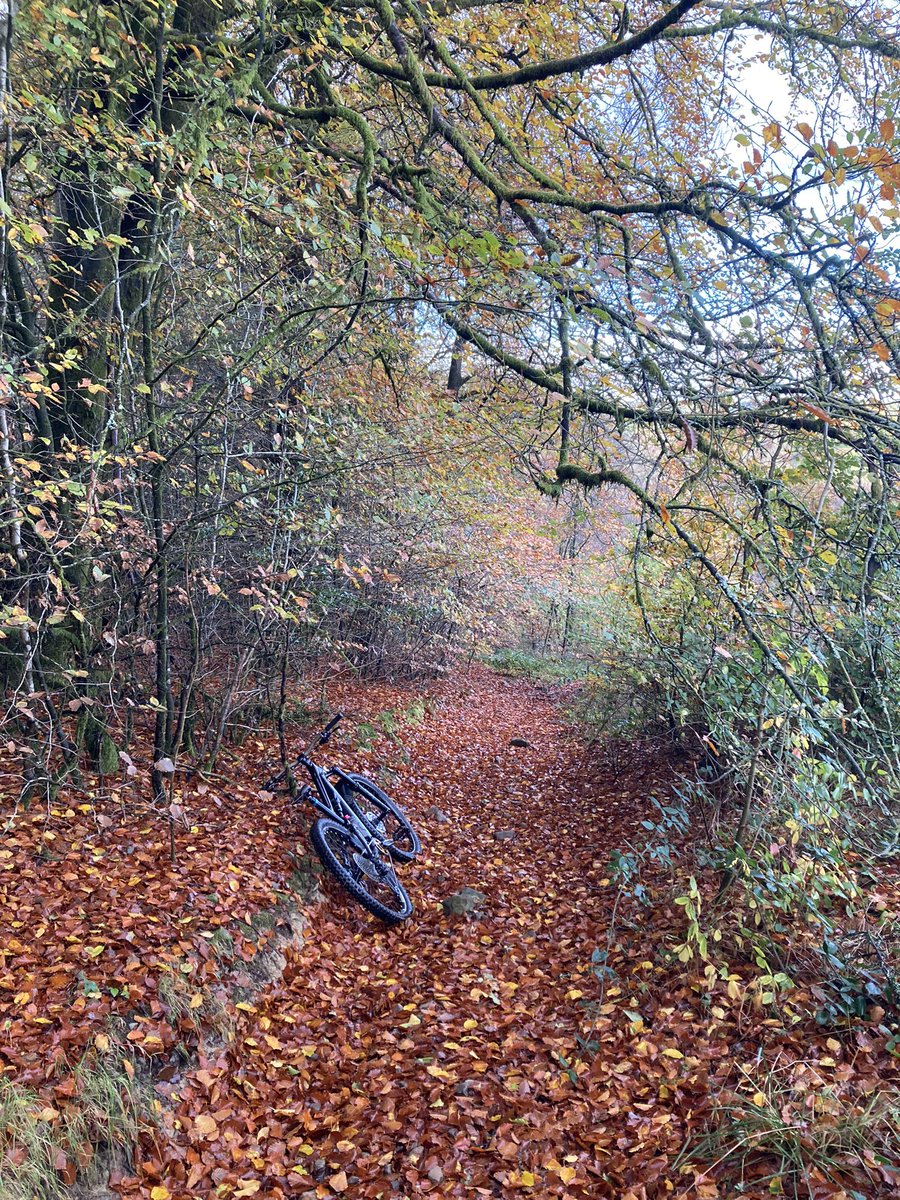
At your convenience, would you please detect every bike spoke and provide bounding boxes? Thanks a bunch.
[323,825,405,908]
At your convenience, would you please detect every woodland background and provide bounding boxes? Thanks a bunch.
[1,0,900,1196]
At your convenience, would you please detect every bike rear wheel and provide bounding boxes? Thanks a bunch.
[309,817,413,925]
[341,773,421,863]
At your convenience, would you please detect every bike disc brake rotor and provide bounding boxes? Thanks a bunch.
[352,851,392,883]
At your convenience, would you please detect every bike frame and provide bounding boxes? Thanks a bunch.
[297,759,384,851]
[267,714,400,865]
[264,714,413,923]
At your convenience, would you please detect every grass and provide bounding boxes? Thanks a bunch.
[681,1062,900,1197]
[0,1050,153,1200]
[157,964,231,1038]
[486,647,590,684]
[352,697,432,753]
[209,925,235,961]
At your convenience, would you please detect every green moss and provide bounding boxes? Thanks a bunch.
[98,732,120,777]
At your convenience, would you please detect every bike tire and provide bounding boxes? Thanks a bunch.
[342,773,422,863]
[310,817,413,925]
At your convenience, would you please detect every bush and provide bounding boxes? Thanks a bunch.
[570,570,900,1012]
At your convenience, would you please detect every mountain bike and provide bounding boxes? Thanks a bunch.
[264,714,421,925]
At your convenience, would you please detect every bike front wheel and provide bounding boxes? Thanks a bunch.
[309,817,413,925]
[341,773,421,863]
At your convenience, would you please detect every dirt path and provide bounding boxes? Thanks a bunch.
[140,669,687,1199]
[4,669,897,1199]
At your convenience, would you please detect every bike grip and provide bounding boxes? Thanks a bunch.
[322,713,344,738]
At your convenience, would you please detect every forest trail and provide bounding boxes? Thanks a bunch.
[146,669,688,1200]
[4,670,894,1200]
[7,4,900,1196]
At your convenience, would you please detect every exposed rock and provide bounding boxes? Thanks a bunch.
[508,736,531,748]
[427,805,450,824]
[493,829,516,842]
[70,1147,132,1200]
[231,901,314,1002]
[427,1165,445,1183]
[288,853,326,903]
[71,1184,118,1200]
[246,945,287,988]
[442,887,486,916]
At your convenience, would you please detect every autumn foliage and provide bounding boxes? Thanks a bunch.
[2,0,900,1196]
[1,670,898,1198]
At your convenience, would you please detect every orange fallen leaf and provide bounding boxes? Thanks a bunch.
[193,1113,219,1139]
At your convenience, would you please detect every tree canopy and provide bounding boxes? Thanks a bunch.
[1,0,898,800]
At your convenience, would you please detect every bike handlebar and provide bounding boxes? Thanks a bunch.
[319,713,344,745]
[263,713,345,791]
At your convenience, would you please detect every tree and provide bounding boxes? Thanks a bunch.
[1,0,898,798]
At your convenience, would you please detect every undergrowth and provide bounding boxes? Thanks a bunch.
[566,576,900,1195]
[487,646,589,684]
[681,1063,900,1197]
[157,964,232,1040]
[0,1050,154,1200]
[353,696,434,752]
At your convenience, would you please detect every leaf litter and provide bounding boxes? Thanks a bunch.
[1,667,898,1199]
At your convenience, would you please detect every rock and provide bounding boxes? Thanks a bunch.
[509,736,531,748]
[70,1149,131,1200]
[246,945,287,987]
[454,1079,476,1096]
[493,829,516,842]
[427,805,450,824]
[288,854,325,903]
[442,887,486,916]
[427,1165,445,1184]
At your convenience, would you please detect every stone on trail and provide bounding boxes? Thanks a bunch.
[442,887,486,916]
[427,805,451,823]
[508,736,531,748]
[493,828,516,842]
